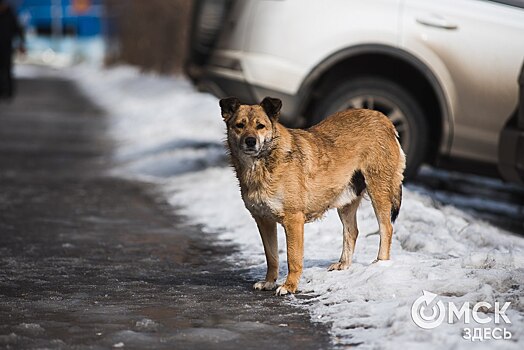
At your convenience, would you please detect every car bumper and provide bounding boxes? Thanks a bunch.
[186,61,257,102]
[186,61,302,126]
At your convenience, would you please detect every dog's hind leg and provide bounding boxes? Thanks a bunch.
[276,212,305,296]
[366,178,394,262]
[328,196,362,271]
[253,216,279,291]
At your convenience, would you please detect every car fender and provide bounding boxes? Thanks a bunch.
[295,44,453,155]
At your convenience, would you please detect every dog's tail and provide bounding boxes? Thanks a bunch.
[391,185,402,223]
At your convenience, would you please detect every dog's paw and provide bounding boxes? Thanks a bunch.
[253,281,277,291]
[275,283,297,296]
[275,285,290,296]
[328,262,350,271]
[371,259,393,266]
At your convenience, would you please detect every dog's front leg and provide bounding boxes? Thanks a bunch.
[276,213,305,296]
[253,216,278,291]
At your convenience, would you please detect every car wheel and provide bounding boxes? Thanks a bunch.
[311,77,429,179]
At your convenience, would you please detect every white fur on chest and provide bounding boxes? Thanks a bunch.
[243,190,284,218]
[238,159,284,218]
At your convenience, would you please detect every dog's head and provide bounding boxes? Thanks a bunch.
[219,96,282,157]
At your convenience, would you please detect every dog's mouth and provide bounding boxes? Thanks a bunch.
[241,147,260,156]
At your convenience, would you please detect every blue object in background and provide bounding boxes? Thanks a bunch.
[16,0,104,37]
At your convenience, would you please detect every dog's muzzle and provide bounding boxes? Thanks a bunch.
[241,136,260,155]
[245,137,257,148]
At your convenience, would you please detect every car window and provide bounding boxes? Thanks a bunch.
[485,0,524,9]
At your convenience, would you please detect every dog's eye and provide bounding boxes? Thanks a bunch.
[256,124,265,130]
[235,123,245,129]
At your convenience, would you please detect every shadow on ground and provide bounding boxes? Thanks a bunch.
[409,166,524,235]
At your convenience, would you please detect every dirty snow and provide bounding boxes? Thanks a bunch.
[51,64,524,349]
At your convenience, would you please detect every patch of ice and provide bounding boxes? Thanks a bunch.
[135,318,160,332]
[15,323,45,335]
[171,328,239,343]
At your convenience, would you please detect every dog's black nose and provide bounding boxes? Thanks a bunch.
[245,137,257,147]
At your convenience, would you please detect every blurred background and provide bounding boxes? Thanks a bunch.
[10,0,192,70]
[5,0,524,230]
[3,0,524,232]
[11,0,524,229]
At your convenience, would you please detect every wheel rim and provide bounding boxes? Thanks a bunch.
[336,95,411,154]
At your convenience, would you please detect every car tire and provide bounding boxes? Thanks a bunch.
[311,77,429,179]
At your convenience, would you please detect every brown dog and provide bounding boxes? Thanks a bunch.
[219,97,405,295]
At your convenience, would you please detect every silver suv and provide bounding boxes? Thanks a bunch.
[187,0,524,183]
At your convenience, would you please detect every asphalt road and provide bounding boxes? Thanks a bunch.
[0,76,331,349]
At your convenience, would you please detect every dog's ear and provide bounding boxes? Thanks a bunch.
[260,97,282,121]
[219,97,240,122]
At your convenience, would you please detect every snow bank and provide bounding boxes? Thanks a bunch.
[69,64,524,349]
[168,168,524,349]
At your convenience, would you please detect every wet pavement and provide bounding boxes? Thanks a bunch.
[0,76,332,349]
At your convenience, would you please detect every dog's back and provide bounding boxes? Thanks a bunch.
[309,108,402,168]
[284,109,405,221]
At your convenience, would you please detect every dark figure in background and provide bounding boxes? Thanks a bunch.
[0,0,25,101]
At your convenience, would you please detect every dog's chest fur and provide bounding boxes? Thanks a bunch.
[243,188,283,218]
[233,154,365,221]
[236,159,284,218]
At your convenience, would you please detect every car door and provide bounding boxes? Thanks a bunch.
[401,0,524,164]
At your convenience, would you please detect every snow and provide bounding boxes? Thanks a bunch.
[60,64,523,349]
